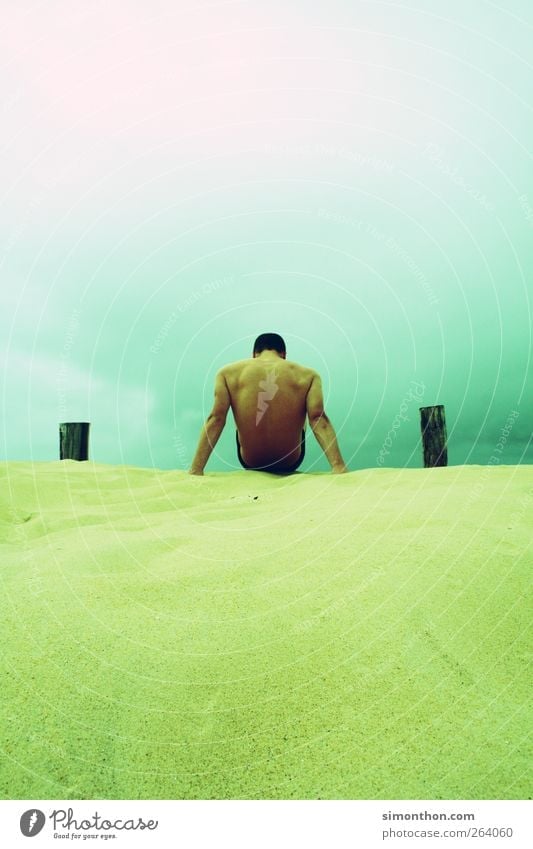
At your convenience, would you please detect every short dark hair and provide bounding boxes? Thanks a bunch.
[253,332,286,355]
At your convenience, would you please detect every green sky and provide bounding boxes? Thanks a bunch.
[1,0,531,470]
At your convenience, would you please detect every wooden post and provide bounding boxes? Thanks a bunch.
[59,422,90,461]
[419,405,447,467]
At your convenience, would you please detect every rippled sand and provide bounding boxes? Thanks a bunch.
[1,461,530,799]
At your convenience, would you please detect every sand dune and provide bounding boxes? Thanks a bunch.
[1,461,531,799]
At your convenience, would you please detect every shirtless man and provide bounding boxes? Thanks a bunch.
[188,332,348,475]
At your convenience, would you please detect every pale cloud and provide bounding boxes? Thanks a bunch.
[1,347,155,461]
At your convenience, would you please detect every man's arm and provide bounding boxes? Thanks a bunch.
[189,370,231,475]
[306,372,348,473]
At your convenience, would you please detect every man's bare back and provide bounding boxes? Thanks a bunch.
[225,354,312,471]
[189,333,348,475]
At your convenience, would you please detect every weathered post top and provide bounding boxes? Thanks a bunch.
[419,405,448,467]
[59,422,90,461]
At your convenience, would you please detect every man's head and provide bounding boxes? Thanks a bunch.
[252,332,286,359]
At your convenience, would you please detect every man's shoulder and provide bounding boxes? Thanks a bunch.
[285,361,318,391]
[290,362,319,381]
[218,360,248,380]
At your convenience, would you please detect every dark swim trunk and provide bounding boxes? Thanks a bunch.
[236,429,306,473]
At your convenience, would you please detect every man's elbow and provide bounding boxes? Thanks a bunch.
[207,411,227,425]
[309,411,330,429]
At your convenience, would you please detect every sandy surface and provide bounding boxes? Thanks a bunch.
[0,461,531,799]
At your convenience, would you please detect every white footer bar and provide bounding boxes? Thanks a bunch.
[1,800,531,848]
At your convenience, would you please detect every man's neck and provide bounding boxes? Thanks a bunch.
[255,351,283,362]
